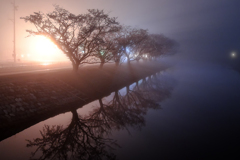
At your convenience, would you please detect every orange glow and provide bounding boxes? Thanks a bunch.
[36,36,57,53]
[41,62,51,66]
[34,36,59,60]
[26,36,67,62]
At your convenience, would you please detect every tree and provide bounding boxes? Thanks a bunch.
[148,34,178,60]
[21,5,121,72]
[26,109,118,160]
[93,33,118,68]
[26,72,175,160]
[131,34,156,62]
[109,32,125,66]
[116,26,148,64]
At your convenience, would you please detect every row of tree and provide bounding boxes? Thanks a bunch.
[21,5,177,71]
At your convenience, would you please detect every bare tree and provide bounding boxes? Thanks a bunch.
[93,33,119,68]
[21,5,121,72]
[26,73,175,160]
[148,34,178,60]
[26,110,118,160]
[131,34,156,62]
[107,31,126,66]
[116,26,148,64]
[88,73,175,133]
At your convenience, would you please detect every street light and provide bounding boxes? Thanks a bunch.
[231,51,237,58]
[10,0,18,63]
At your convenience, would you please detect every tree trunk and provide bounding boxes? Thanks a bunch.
[99,63,104,68]
[124,49,130,64]
[115,91,120,102]
[126,85,129,94]
[99,58,105,68]
[115,61,120,66]
[71,110,79,122]
[72,62,79,72]
[126,55,130,64]
[127,58,130,64]
[99,98,104,108]
[136,81,139,87]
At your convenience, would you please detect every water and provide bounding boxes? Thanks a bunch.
[0,60,240,159]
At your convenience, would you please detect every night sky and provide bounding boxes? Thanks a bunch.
[0,0,240,65]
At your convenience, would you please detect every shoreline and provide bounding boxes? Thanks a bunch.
[0,61,169,141]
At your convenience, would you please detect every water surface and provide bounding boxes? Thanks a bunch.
[1,60,240,159]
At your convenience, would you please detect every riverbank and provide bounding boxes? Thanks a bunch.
[0,61,169,141]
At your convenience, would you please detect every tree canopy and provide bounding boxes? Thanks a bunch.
[21,5,178,71]
[21,5,121,71]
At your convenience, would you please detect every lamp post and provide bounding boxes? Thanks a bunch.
[11,0,18,63]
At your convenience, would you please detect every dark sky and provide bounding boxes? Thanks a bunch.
[1,0,240,64]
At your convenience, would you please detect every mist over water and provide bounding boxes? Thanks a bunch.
[113,56,240,159]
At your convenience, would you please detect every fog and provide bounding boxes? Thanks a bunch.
[0,0,239,66]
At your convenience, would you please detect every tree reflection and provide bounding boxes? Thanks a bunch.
[26,110,118,160]
[26,73,175,160]
[89,73,174,133]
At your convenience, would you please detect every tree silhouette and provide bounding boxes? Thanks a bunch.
[89,73,174,132]
[93,33,120,68]
[148,34,179,60]
[26,110,118,160]
[21,5,121,72]
[116,26,148,64]
[26,73,175,160]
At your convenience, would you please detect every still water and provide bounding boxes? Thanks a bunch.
[0,60,240,159]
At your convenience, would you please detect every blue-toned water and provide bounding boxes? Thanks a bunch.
[113,60,240,159]
[0,59,240,159]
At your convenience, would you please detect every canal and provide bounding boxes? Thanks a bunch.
[0,60,240,159]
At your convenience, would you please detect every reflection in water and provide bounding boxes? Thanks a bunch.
[26,73,175,160]
[26,110,118,160]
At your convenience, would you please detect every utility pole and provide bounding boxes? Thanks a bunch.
[11,0,18,63]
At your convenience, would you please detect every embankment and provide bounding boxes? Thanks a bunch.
[0,61,169,141]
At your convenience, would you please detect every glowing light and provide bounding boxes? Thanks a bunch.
[35,36,58,55]
[100,50,105,55]
[29,36,64,62]
[26,36,68,62]
[231,52,237,58]
[126,47,130,53]
[41,62,50,66]
[21,55,24,58]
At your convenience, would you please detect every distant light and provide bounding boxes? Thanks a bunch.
[41,62,50,66]
[231,52,237,58]
[100,50,104,55]
[21,55,24,58]
[126,47,130,53]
